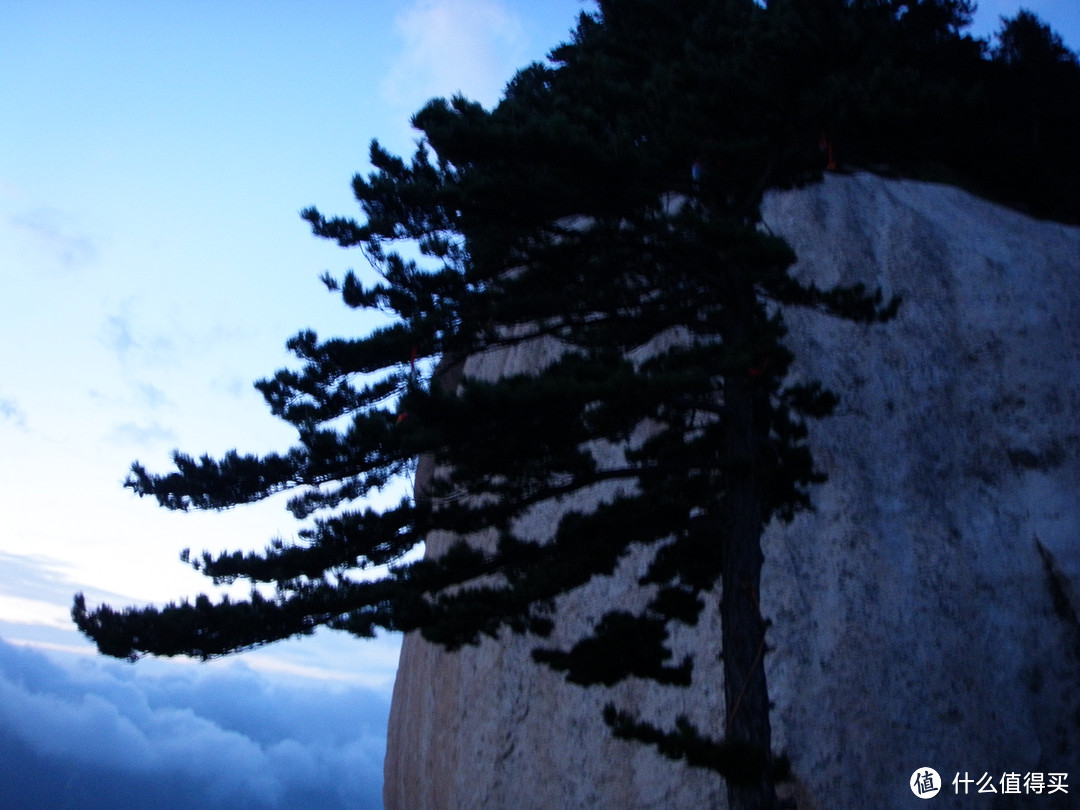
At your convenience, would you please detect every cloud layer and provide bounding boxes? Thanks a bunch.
[0,638,389,809]
[382,0,529,110]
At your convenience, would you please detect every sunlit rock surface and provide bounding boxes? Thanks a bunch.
[384,172,1080,809]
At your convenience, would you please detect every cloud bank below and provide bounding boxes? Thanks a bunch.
[0,638,389,809]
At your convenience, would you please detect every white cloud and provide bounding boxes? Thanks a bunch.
[0,395,25,428]
[382,0,528,111]
[7,208,97,272]
[0,548,399,803]
[0,594,71,630]
[103,312,139,356]
[97,305,179,370]
[0,552,93,612]
[0,638,389,809]
[106,419,177,447]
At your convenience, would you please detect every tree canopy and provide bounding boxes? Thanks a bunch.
[73,3,1079,808]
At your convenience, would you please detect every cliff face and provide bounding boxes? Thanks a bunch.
[384,172,1080,809]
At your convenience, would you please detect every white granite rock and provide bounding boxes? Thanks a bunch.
[384,172,1080,809]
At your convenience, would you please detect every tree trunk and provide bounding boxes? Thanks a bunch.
[720,289,779,810]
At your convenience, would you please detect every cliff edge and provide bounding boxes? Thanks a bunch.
[385,172,1080,809]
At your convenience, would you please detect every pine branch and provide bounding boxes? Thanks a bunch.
[601,705,786,786]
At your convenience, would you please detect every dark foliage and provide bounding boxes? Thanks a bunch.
[73,3,1077,808]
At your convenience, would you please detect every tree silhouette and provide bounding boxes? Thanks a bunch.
[75,2,1077,807]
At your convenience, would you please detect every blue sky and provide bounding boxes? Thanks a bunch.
[0,2,1076,807]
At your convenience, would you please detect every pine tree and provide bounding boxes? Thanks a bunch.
[91,3,1080,807]
[981,10,1080,221]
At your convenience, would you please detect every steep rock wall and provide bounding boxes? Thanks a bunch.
[384,172,1080,809]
